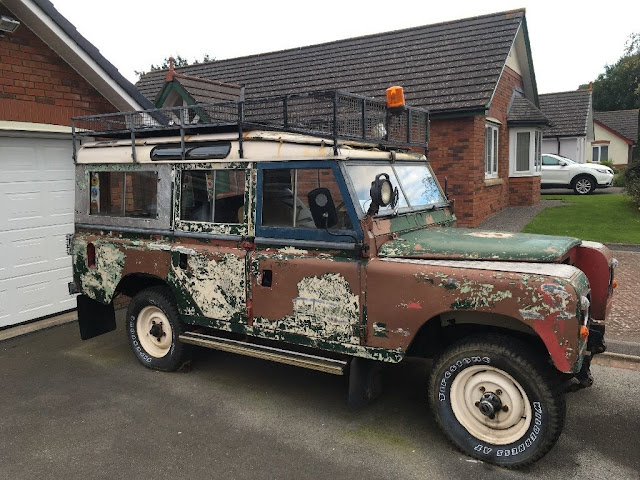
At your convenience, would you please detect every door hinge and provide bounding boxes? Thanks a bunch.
[66,234,74,255]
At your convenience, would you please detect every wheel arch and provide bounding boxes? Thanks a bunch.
[571,173,597,190]
[116,273,173,300]
[406,311,548,362]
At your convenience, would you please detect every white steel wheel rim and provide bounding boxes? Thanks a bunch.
[136,306,173,358]
[576,179,591,194]
[450,365,532,445]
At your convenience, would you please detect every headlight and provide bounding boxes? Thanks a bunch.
[380,181,392,205]
[595,168,612,174]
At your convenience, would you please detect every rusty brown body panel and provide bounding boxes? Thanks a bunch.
[365,258,586,373]
[250,248,362,345]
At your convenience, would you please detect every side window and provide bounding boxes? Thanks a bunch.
[89,171,157,218]
[262,168,352,230]
[541,155,559,166]
[180,170,245,224]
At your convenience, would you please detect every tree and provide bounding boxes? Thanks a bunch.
[590,33,640,111]
[135,54,213,78]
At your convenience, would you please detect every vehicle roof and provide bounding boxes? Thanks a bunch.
[76,130,427,164]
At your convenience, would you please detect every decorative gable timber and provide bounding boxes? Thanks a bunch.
[155,58,244,108]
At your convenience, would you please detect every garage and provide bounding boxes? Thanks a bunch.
[0,132,76,327]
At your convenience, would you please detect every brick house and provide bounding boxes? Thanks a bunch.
[136,9,549,227]
[0,0,154,327]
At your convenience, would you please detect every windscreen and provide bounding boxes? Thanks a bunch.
[346,163,446,215]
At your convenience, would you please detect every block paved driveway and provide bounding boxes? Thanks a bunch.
[607,250,640,344]
[1,316,639,480]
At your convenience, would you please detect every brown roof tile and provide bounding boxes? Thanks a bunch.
[594,109,639,144]
[508,93,551,126]
[539,90,592,137]
[136,10,526,114]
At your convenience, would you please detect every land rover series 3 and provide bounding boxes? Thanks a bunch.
[70,90,614,468]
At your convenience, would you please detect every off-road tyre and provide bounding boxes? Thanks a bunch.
[572,175,596,195]
[428,335,566,469]
[126,286,190,371]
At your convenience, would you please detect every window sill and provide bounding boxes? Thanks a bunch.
[509,172,542,178]
[484,178,504,187]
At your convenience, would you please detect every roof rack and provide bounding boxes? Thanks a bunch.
[72,90,429,161]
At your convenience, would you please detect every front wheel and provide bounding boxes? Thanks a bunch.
[572,175,595,194]
[428,335,566,468]
[126,286,190,371]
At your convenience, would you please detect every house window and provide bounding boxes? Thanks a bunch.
[485,124,499,178]
[592,144,609,163]
[509,129,542,176]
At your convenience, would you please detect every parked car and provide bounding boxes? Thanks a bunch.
[541,153,614,194]
[70,90,615,469]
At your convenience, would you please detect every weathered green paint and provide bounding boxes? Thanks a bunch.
[72,239,125,304]
[379,228,581,262]
[183,314,403,363]
[385,208,455,233]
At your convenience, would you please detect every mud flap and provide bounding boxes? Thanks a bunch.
[348,357,383,409]
[77,294,116,340]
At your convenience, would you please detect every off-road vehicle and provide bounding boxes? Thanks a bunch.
[70,89,615,468]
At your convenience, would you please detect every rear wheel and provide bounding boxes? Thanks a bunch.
[126,286,189,371]
[572,175,595,194]
[428,335,565,468]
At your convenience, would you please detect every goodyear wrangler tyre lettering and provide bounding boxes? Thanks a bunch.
[126,286,190,371]
[428,335,566,469]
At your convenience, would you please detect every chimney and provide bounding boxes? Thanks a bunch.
[165,56,176,82]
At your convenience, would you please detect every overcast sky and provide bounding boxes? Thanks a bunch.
[50,0,638,94]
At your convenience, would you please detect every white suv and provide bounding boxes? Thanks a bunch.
[541,154,614,194]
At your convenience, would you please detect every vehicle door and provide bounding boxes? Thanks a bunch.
[170,162,251,326]
[541,155,571,185]
[249,161,364,347]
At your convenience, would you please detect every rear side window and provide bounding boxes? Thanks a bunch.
[180,170,246,224]
[89,171,157,218]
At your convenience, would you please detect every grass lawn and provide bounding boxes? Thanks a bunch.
[522,194,640,244]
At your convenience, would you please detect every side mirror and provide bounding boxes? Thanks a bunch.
[307,187,338,229]
[559,160,567,166]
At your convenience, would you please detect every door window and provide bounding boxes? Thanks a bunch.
[262,168,352,230]
[180,170,246,224]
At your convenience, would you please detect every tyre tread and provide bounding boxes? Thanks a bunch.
[428,334,566,469]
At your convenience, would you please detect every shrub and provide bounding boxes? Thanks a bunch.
[624,161,640,205]
[613,172,626,187]
[600,159,617,172]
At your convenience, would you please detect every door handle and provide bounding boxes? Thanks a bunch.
[261,269,272,287]
[179,252,188,270]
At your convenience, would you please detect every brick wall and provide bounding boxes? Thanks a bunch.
[0,6,116,125]
[509,176,541,206]
[429,67,540,227]
[491,67,541,210]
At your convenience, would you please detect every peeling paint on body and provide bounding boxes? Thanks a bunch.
[73,241,125,304]
[170,253,245,321]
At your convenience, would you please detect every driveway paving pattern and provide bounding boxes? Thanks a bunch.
[1,317,639,480]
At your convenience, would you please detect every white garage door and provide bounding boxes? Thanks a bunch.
[0,135,76,327]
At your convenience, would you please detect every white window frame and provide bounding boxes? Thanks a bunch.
[485,123,499,179]
[592,144,609,163]
[509,128,542,177]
